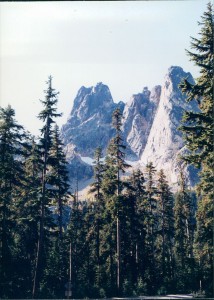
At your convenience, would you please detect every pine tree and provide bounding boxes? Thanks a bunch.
[144,162,158,293]
[0,105,28,297]
[90,147,105,287]
[40,125,71,296]
[32,76,61,298]
[174,170,196,292]
[108,108,130,294]
[48,124,70,238]
[156,169,174,291]
[179,2,213,296]
[101,108,130,295]
[126,169,147,289]
[14,136,42,298]
[66,197,89,298]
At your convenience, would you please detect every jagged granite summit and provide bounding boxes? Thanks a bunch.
[140,66,199,187]
[61,66,199,189]
[122,86,161,159]
[61,82,124,182]
[61,82,124,159]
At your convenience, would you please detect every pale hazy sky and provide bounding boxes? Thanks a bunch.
[0,1,208,136]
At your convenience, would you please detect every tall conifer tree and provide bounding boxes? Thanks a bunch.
[156,169,174,290]
[32,76,61,298]
[0,106,27,297]
[174,170,196,292]
[179,3,213,295]
[102,108,130,294]
[144,162,158,292]
[90,147,105,286]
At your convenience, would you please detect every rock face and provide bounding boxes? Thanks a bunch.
[122,86,161,159]
[140,66,198,187]
[61,66,199,189]
[61,82,124,184]
[61,82,124,158]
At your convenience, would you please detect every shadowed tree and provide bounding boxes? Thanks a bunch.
[179,2,213,296]
[32,76,62,298]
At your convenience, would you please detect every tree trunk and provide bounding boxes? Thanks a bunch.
[117,215,120,294]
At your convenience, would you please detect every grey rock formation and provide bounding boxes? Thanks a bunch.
[61,82,124,182]
[140,66,198,187]
[61,82,124,158]
[61,66,199,189]
[122,86,161,159]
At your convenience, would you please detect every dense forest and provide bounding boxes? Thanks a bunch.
[0,3,213,299]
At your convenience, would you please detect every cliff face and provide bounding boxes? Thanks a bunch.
[122,86,161,159]
[61,82,124,159]
[61,66,199,188]
[61,82,124,184]
[140,66,199,186]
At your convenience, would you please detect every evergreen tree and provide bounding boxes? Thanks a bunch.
[0,105,27,297]
[32,76,61,298]
[179,2,213,296]
[100,108,130,295]
[174,170,196,292]
[90,147,105,287]
[90,147,104,202]
[144,162,158,293]
[14,137,42,298]
[107,108,130,294]
[66,197,89,298]
[156,169,174,291]
[48,124,70,238]
[126,169,147,290]
[40,125,71,297]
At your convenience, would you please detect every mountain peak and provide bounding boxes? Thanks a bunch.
[61,82,123,158]
[92,82,111,96]
[122,85,160,158]
[166,66,194,91]
[61,65,198,188]
[168,65,184,73]
[140,66,197,187]
[142,86,150,98]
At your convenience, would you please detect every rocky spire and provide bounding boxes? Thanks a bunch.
[140,66,198,187]
[122,85,161,158]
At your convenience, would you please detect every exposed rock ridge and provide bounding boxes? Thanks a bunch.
[140,66,199,187]
[122,86,161,158]
[61,66,199,190]
[61,82,124,158]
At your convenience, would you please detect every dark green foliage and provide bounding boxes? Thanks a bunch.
[0,105,28,297]
[0,4,213,295]
[1,102,211,298]
[156,170,174,290]
[179,2,213,297]
[48,125,71,237]
[173,170,196,292]
[32,76,63,298]
[0,101,212,298]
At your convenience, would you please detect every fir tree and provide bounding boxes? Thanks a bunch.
[179,2,213,296]
[174,170,196,292]
[90,147,105,287]
[126,169,147,288]
[108,108,130,294]
[32,76,61,298]
[0,106,27,297]
[14,137,42,298]
[48,124,70,238]
[156,169,174,290]
[101,108,130,295]
[41,125,71,296]
[144,162,158,293]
